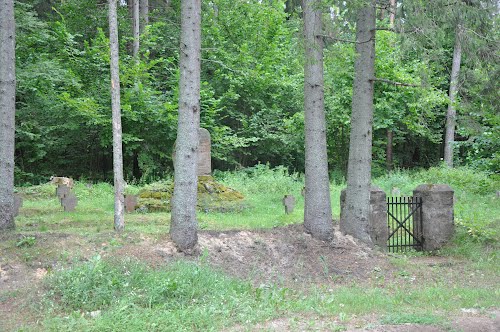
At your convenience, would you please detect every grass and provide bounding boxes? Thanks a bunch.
[4,165,500,331]
[31,256,498,331]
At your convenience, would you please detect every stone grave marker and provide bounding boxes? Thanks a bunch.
[197,128,212,176]
[282,195,296,214]
[56,184,70,201]
[496,190,500,199]
[125,195,138,213]
[61,192,78,212]
[14,194,23,217]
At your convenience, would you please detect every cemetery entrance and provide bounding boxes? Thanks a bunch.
[387,196,423,252]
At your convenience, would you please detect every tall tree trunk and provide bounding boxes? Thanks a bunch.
[340,1,376,245]
[386,0,396,171]
[386,129,393,171]
[140,0,149,32]
[170,0,201,251]
[0,0,16,230]
[389,0,396,26]
[109,0,125,231]
[444,25,462,168]
[302,0,333,241]
[132,0,140,58]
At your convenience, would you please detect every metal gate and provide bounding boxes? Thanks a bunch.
[387,196,423,252]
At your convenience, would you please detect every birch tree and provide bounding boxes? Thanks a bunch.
[302,0,333,241]
[0,0,16,231]
[170,0,201,251]
[340,0,376,245]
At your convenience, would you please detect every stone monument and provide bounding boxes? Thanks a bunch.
[61,192,78,212]
[197,128,211,176]
[125,195,138,213]
[282,195,296,214]
[14,194,23,217]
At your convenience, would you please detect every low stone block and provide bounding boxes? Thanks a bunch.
[14,194,23,217]
[125,195,138,213]
[282,195,296,214]
[61,192,78,212]
[56,185,70,201]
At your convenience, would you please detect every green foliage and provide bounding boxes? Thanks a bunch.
[16,236,37,248]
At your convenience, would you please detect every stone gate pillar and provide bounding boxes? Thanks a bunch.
[413,184,454,251]
[340,186,387,250]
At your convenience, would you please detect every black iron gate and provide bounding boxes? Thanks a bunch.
[387,196,423,252]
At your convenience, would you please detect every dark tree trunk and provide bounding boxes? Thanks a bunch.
[170,0,201,251]
[0,0,16,230]
[302,0,333,241]
[340,1,376,245]
[386,129,393,171]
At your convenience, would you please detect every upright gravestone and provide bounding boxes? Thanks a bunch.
[173,128,212,176]
[56,184,70,201]
[282,195,296,214]
[61,192,78,212]
[413,184,454,251]
[125,195,138,213]
[14,194,23,217]
[340,186,388,249]
[197,128,211,176]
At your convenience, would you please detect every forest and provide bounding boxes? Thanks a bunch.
[5,0,499,184]
[0,0,499,331]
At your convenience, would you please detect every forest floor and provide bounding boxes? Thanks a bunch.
[1,223,498,331]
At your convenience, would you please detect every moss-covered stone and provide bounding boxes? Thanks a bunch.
[136,176,246,213]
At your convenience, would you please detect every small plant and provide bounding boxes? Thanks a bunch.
[16,236,36,248]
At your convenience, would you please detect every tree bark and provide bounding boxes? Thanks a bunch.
[170,0,201,251]
[444,25,462,168]
[0,0,16,230]
[132,0,140,58]
[302,0,333,241]
[109,0,125,231]
[340,1,376,245]
[140,0,149,33]
[386,129,393,171]
[389,0,396,26]
[386,0,396,172]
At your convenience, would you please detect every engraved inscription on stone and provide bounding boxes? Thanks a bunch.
[282,195,296,214]
[61,192,78,212]
[14,194,23,217]
[56,185,70,200]
[125,195,138,213]
[197,128,211,176]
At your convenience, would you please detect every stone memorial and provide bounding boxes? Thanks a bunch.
[125,195,138,213]
[14,194,23,217]
[340,186,388,249]
[56,184,70,201]
[61,192,78,212]
[413,184,454,251]
[197,128,211,176]
[172,128,212,176]
[282,195,296,214]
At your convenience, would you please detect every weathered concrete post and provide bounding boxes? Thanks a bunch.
[340,186,388,249]
[413,184,454,251]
